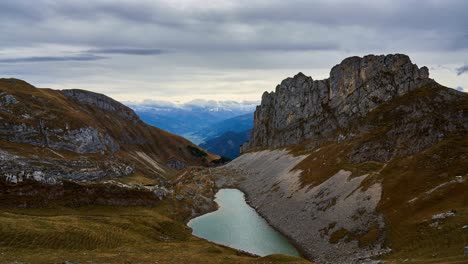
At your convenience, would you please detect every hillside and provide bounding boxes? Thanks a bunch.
[0,78,310,263]
[1,53,466,263]
[192,113,253,143]
[200,130,250,159]
[196,113,253,159]
[0,78,222,185]
[208,54,468,263]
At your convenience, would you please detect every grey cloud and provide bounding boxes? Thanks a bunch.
[0,0,466,101]
[129,98,259,111]
[49,1,468,33]
[456,65,468,75]
[0,54,106,63]
[1,0,467,53]
[456,86,464,92]
[236,0,468,29]
[0,0,47,21]
[53,1,179,26]
[139,99,177,108]
[248,42,339,52]
[88,48,166,55]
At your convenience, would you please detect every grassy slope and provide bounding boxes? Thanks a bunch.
[288,84,468,263]
[0,199,309,263]
[0,79,309,262]
[0,207,271,263]
[378,136,468,263]
[0,78,219,182]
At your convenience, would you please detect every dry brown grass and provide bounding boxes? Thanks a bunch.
[0,205,311,264]
[290,140,385,189]
[329,228,350,244]
[377,136,468,262]
[0,78,219,184]
[117,172,159,185]
[286,84,468,262]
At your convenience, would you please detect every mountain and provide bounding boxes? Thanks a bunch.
[205,54,468,263]
[200,130,250,160]
[127,100,256,144]
[2,54,466,264]
[192,112,253,143]
[0,78,310,263]
[0,78,218,186]
[194,113,253,159]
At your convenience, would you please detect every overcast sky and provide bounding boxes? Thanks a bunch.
[0,0,467,103]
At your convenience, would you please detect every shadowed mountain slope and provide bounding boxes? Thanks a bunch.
[212,54,468,263]
[200,130,250,159]
[0,78,218,185]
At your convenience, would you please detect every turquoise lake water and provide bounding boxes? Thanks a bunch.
[187,188,300,257]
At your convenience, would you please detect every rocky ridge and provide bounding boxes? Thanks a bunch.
[210,151,387,263]
[62,89,139,123]
[242,54,433,152]
[231,54,468,263]
[0,78,217,188]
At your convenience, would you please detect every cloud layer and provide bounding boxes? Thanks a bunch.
[0,54,106,63]
[456,65,468,75]
[88,48,167,55]
[0,0,467,101]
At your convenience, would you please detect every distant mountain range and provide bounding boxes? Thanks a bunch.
[126,100,255,159]
[191,113,253,142]
[126,99,257,145]
[200,130,251,160]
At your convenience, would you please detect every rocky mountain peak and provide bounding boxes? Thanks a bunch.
[235,54,466,263]
[328,54,429,107]
[61,89,140,122]
[0,78,37,91]
[242,54,436,151]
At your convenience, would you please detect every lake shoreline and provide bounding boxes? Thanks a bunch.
[187,188,302,258]
[204,166,313,262]
[237,186,309,260]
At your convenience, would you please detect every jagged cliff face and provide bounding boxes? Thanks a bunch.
[243,54,432,151]
[0,79,217,184]
[61,89,139,123]
[234,54,468,263]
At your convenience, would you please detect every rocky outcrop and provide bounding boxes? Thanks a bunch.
[0,123,119,154]
[0,178,164,208]
[166,157,188,170]
[347,85,468,163]
[232,54,468,263]
[0,92,17,109]
[61,89,140,122]
[0,78,215,185]
[0,150,134,184]
[242,54,432,151]
[211,150,387,263]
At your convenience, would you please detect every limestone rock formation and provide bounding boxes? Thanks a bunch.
[62,89,139,122]
[233,54,468,263]
[243,54,433,151]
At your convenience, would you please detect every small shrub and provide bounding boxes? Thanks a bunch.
[187,145,208,157]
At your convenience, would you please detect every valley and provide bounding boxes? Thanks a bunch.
[0,165,308,264]
[1,0,467,263]
[0,54,467,264]
[129,102,254,159]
